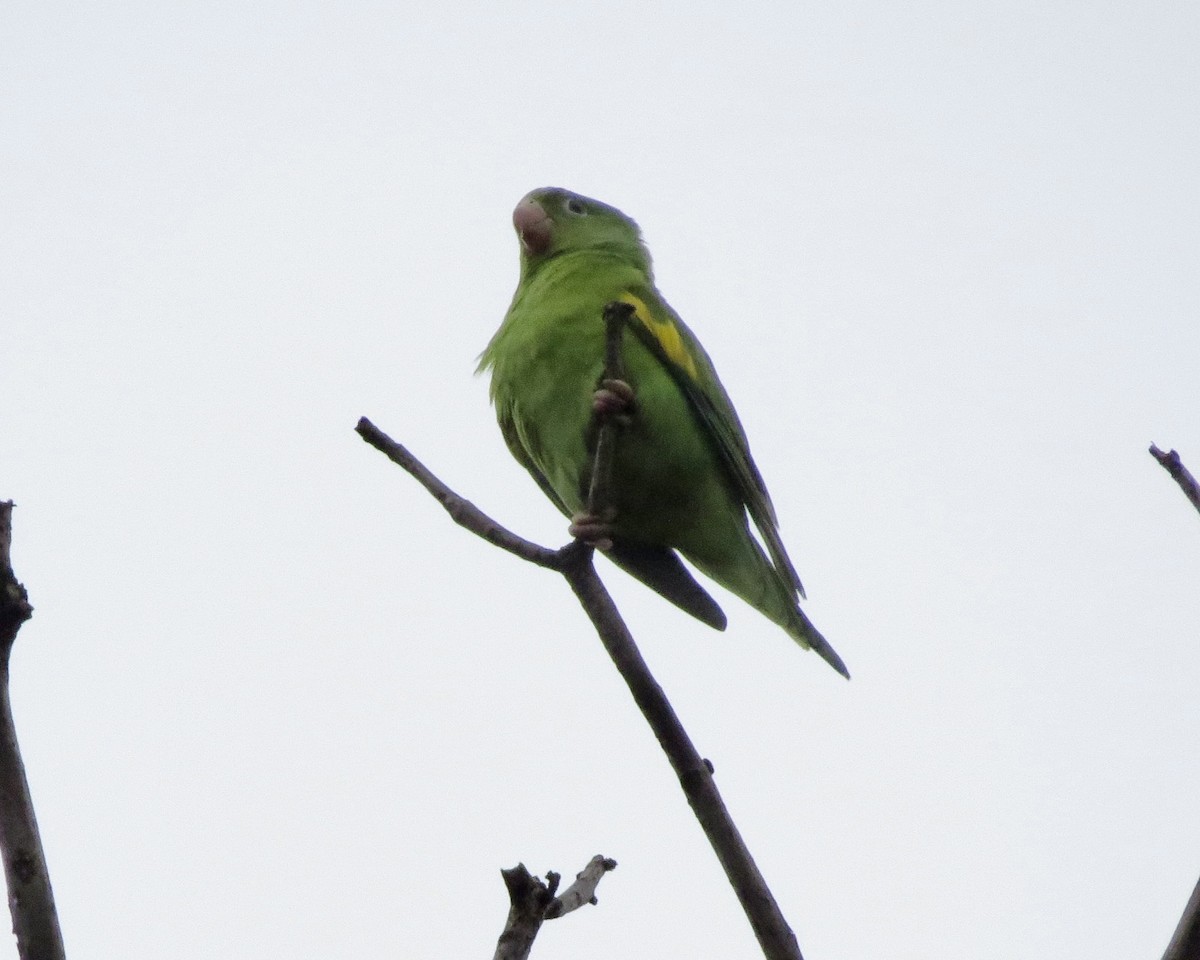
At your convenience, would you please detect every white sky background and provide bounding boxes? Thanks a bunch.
[3,1,1199,957]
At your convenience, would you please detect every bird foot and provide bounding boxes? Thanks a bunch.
[569,509,617,552]
[593,379,635,422]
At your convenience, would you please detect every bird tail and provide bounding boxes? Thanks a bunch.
[786,606,850,680]
[685,541,850,679]
[605,540,728,631]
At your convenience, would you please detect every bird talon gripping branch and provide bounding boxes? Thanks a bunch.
[568,509,616,551]
[593,378,636,418]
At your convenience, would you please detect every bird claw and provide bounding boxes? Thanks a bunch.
[569,509,617,551]
[592,379,635,421]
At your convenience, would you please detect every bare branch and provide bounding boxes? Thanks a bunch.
[1150,445,1200,518]
[1163,874,1200,960]
[0,502,66,960]
[1146,446,1200,956]
[545,855,618,919]
[356,418,562,569]
[560,561,804,959]
[494,858,615,960]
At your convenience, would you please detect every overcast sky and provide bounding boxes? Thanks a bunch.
[3,1,1199,957]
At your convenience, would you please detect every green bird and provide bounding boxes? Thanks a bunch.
[478,187,848,678]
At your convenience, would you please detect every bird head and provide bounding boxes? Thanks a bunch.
[512,187,651,274]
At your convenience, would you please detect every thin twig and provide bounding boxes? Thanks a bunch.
[356,419,562,569]
[584,301,634,518]
[0,502,66,960]
[1150,445,1200,518]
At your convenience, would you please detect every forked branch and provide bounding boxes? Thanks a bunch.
[493,856,618,960]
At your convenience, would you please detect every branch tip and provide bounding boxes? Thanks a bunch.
[1150,444,1200,518]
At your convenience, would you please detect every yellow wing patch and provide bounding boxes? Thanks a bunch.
[618,293,699,380]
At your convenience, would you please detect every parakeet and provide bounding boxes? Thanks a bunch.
[478,187,848,678]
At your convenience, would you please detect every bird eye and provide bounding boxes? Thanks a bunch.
[565,198,587,215]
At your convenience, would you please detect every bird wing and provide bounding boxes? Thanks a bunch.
[497,406,571,515]
[616,289,807,601]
